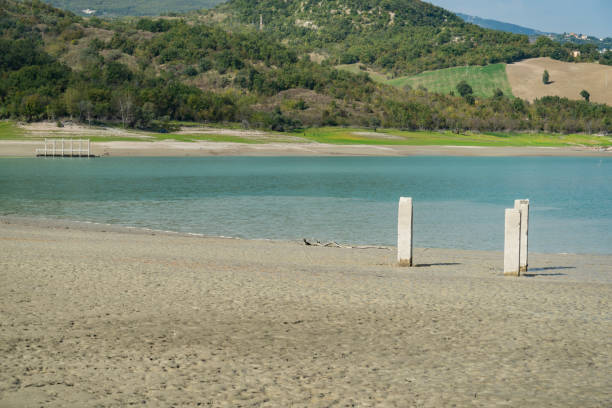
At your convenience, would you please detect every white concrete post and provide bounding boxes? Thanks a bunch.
[514,199,529,273]
[88,139,90,157]
[52,139,56,156]
[61,138,64,156]
[398,197,413,266]
[504,208,521,276]
[70,138,73,157]
[44,139,47,156]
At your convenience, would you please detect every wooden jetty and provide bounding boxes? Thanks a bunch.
[36,138,97,158]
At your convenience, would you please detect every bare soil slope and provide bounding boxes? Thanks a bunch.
[507,57,612,105]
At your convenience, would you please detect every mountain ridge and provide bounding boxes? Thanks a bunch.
[456,12,612,51]
[456,13,548,37]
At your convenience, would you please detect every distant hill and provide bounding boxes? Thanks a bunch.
[456,13,612,51]
[45,0,227,16]
[456,13,547,37]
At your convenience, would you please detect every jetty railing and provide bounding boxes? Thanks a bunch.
[36,138,95,157]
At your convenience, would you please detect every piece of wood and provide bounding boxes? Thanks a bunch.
[302,238,389,250]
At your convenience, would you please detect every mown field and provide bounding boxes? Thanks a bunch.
[336,63,514,98]
[507,57,612,105]
[0,121,24,139]
[385,64,514,97]
[2,121,611,148]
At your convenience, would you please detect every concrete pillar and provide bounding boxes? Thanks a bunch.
[504,208,521,276]
[514,199,529,273]
[398,197,413,266]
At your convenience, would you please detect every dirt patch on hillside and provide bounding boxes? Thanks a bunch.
[507,58,612,105]
[18,122,152,139]
[308,52,328,63]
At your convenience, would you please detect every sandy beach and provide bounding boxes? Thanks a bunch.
[1,139,612,157]
[0,217,610,407]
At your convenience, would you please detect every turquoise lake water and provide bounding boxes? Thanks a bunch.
[0,156,610,254]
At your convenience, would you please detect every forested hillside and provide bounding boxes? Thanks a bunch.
[45,0,226,16]
[215,0,605,75]
[1,0,611,134]
[0,0,389,129]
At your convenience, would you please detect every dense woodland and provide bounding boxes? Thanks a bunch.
[217,0,610,74]
[1,0,611,134]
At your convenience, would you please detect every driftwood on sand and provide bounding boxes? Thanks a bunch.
[303,238,391,250]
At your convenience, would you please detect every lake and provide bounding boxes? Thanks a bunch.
[0,156,610,254]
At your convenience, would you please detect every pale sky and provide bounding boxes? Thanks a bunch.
[426,0,612,39]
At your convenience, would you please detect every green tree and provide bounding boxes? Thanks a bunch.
[542,70,550,84]
[580,90,590,102]
[22,94,46,121]
[456,81,473,98]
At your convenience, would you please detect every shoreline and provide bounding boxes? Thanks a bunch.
[1,139,612,157]
[2,214,612,272]
[3,214,610,257]
[0,215,299,244]
[1,215,610,406]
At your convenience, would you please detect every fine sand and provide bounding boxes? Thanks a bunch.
[0,217,610,407]
[507,57,612,105]
[1,139,611,157]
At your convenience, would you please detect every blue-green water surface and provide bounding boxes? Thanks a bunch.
[1,156,610,254]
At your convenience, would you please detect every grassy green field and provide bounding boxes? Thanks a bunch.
[336,63,514,98]
[0,121,24,139]
[385,64,513,97]
[2,121,611,148]
[300,127,612,147]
